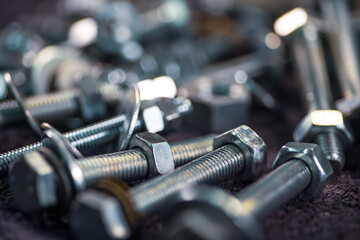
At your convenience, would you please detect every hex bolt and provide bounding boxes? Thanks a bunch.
[289,20,354,171]
[0,98,191,177]
[0,81,119,126]
[9,132,214,213]
[69,125,267,240]
[163,142,333,240]
[320,0,360,113]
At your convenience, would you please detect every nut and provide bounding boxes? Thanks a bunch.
[272,142,333,199]
[70,190,131,240]
[9,151,57,213]
[128,132,174,177]
[163,185,262,240]
[293,110,354,147]
[184,81,250,133]
[141,104,166,133]
[213,125,267,180]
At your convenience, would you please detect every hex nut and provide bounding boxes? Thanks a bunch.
[70,190,131,240]
[128,132,174,177]
[213,125,267,180]
[164,185,263,240]
[293,110,354,147]
[9,151,57,213]
[272,142,333,199]
[141,104,166,133]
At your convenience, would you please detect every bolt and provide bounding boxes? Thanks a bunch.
[0,97,191,177]
[69,125,266,240]
[0,80,119,126]
[320,0,360,117]
[9,132,214,213]
[286,17,354,171]
[163,142,333,240]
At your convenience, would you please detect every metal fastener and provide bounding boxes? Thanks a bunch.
[286,18,354,171]
[9,131,214,213]
[163,142,333,240]
[320,0,360,117]
[0,97,191,177]
[69,125,266,240]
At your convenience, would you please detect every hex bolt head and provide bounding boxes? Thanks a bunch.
[272,142,333,199]
[9,151,58,213]
[213,125,267,180]
[128,132,174,177]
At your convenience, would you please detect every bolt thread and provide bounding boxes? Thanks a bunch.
[315,130,345,171]
[293,26,334,111]
[130,144,245,217]
[236,160,311,220]
[293,24,347,169]
[0,114,128,177]
[0,83,120,125]
[171,135,214,167]
[0,89,80,125]
[77,150,148,186]
[75,135,214,186]
[321,0,360,97]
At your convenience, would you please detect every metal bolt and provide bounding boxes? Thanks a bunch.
[320,0,360,113]
[163,142,333,240]
[290,21,353,171]
[0,97,191,177]
[69,125,267,240]
[9,133,214,213]
[0,81,119,126]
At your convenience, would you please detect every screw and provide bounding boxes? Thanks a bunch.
[69,125,266,239]
[9,132,214,212]
[289,19,353,171]
[0,97,191,177]
[163,142,333,240]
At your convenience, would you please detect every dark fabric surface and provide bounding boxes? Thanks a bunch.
[0,79,359,240]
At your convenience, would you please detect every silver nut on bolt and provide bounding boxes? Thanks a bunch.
[293,110,354,146]
[9,151,57,213]
[70,190,131,240]
[213,125,267,180]
[272,142,333,199]
[128,132,174,177]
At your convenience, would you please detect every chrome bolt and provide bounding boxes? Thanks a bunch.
[289,19,353,171]
[9,132,214,213]
[163,142,333,240]
[0,97,191,177]
[0,80,120,126]
[69,125,266,240]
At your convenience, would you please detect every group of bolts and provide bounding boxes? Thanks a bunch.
[0,0,360,239]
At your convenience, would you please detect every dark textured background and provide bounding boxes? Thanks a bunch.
[0,1,359,239]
